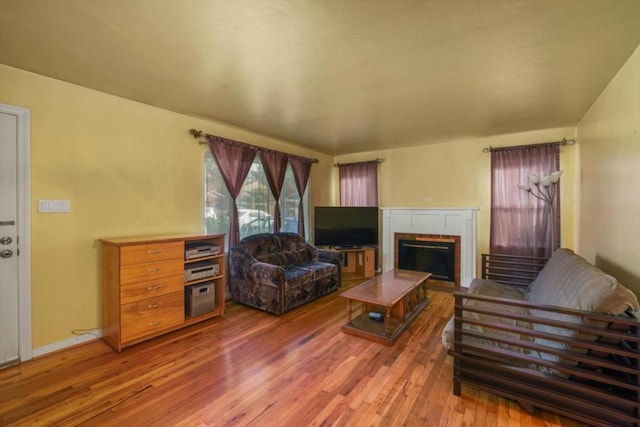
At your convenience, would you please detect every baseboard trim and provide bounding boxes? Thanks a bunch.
[32,329,103,358]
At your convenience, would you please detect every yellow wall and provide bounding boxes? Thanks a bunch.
[0,65,333,348]
[576,45,640,296]
[3,40,635,349]
[334,127,578,267]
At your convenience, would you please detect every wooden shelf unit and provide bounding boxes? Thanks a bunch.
[339,247,376,280]
[101,233,225,351]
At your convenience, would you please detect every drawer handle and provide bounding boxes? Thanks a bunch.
[148,302,162,309]
[148,320,162,327]
[147,284,162,290]
[147,250,163,254]
[147,268,161,272]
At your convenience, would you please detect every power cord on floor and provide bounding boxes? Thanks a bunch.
[71,328,100,339]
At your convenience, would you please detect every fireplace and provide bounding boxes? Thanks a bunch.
[394,233,461,284]
[381,207,477,287]
[397,239,455,281]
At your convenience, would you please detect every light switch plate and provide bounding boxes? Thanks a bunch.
[39,199,71,213]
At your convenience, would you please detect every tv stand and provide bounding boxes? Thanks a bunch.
[337,247,375,280]
[335,245,361,250]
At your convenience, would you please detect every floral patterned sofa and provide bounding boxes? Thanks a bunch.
[228,232,344,315]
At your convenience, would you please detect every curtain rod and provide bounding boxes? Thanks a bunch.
[482,138,576,153]
[189,129,319,163]
[333,158,383,167]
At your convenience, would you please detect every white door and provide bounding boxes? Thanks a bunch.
[0,104,30,367]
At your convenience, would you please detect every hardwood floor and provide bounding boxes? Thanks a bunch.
[0,281,586,426]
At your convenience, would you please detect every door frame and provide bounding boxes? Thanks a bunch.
[0,103,32,362]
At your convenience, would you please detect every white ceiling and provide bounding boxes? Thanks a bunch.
[1,0,639,155]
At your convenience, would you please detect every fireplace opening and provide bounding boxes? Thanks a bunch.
[398,239,455,282]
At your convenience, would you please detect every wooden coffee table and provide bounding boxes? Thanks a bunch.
[340,269,431,345]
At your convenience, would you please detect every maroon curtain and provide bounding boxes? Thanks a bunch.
[259,151,288,232]
[339,161,378,207]
[289,157,312,238]
[490,144,560,257]
[206,136,256,248]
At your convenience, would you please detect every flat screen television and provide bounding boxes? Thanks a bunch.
[314,207,379,248]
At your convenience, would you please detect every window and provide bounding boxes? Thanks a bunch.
[236,158,273,240]
[280,166,304,233]
[204,152,308,246]
[338,161,378,206]
[490,144,560,257]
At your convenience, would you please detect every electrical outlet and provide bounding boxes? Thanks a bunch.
[39,200,71,213]
[424,197,433,203]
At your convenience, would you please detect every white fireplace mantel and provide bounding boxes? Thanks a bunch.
[380,207,479,287]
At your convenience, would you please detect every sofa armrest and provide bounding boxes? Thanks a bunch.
[230,247,284,287]
[318,249,344,286]
[481,253,548,288]
[228,247,286,315]
[250,262,285,288]
[229,246,259,280]
[317,249,344,266]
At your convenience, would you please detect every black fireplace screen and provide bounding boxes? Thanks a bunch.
[398,239,455,281]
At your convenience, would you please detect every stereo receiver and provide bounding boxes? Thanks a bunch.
[185,244,222,260]
[184,261,219,282]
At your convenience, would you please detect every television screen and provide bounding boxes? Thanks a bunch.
[314,207,379,247]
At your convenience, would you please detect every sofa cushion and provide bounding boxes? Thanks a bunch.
[280,233,314,264]
[239,234,283,264]
[259,252,289,267]
[527,248,639,314]
[284,266,316,289]
[525,248,640,366]
[470,278,528,300]
[442,278,530,352]
[299,262,338,280]
[282,249,313,266]
[282,266,318,311]
[320,263,338,280]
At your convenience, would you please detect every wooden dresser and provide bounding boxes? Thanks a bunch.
[101,233,225,351]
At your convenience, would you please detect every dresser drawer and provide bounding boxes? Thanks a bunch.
[121,274,183,305]
[121,292,184,343]
[120,259,184,285]
[120,242,183,266]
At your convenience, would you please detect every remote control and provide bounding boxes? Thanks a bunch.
[368,312,384,322]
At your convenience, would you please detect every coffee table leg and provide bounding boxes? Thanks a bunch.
[347,299,353,325]
[385,308,391,336]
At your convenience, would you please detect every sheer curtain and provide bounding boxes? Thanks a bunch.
[206,136,256,248]
[490,144,560,258]
[339,161,378,207]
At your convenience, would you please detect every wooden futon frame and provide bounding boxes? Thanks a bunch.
[453,253,639,427]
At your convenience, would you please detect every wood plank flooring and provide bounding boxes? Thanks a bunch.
[0,281,586,426]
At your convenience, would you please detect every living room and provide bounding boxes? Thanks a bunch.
[0,1,639,425]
